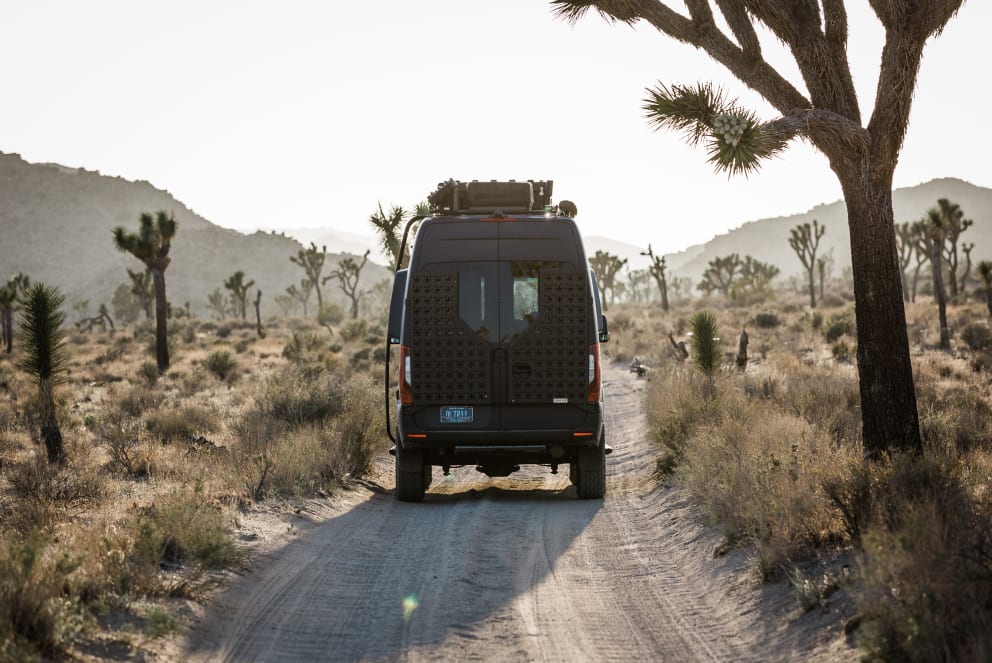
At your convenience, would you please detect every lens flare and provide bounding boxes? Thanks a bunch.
[402,594,419,621]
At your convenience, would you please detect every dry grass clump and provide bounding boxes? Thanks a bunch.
[635,295,992,659]
[144,404,218,444]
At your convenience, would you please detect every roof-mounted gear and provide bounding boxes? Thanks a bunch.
[428,179,556,215]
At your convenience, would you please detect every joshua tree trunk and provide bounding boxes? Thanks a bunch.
[152,268,169,371]
[987,287,992,318]
[39,379,65,464]
[254,289,264,338]
[931,235,950,350]
[836,168,921,456]
[2,308,11,354]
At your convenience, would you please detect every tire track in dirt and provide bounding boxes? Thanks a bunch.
[182,364,766,661]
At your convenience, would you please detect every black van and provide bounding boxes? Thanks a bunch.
[386,180,610,502]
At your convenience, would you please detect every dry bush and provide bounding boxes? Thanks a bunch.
[4,453,103,534]
[202,349,239,382]
[252,365,344,427]
[133,483,238,571]
[144,404,218,444]
[0,535,88,659]
[97,410,152,477]
[333,375,387,478]
[854,454,992,662]
[677,392,845,575]
[114,383,164,418]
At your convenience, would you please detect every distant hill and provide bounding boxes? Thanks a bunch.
[665,178,992,284]
[0,152,391,319]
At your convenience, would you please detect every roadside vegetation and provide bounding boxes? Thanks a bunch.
[620,286,992,661]
[0,309,385,659]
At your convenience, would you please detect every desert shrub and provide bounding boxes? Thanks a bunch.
[252,365,344,427]
[824,311,855,343]
[854,453,992,662]
[753,312,780,329]
[282,330,324,363]
[5,455,103,533]
[317,303,345,328]
[810,311,823,330]
[227,412,288,499]
[202,350,238,382]
[338,317,369,342]
[139,360,159,385]
[831,340,853,361]
[98,411,151,477]
[780,369,861,443]
[678,396,842,571]
[646,368,719,475]
[960,322,991,351]
[332,375,386,478]
[917,385,992,454]
[114,384,164,417]
[94,338,128,365]
[133,484,237,570]
[0,536,87,658]
[820,294,846,308]
[350,347,371,366]
[215,322,234,339]
[144,404,217,444]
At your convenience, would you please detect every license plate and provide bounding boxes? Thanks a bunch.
[440,406,474,424]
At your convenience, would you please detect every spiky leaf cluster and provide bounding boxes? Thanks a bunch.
[689,310,720,377]
[17,283,68,385]
[643,83,784,176]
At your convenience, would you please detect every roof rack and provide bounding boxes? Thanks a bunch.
[428,179,554,215]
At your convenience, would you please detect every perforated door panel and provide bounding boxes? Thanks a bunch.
[508,269,589,403]
[409,272,491,404]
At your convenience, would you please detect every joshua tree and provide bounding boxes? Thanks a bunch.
[324,250,371,319]
[223,270,255,320]
[926,207,951,350]
[286,280,314,318]
[206,287,228,321]
[369,203,408,268]
[588,250,627,310]
[113,211,177,372]
[730,256,780,304]
[907,220,931,303]
[126,268,154,320]
[936,198,972,298]
[548,1,965,454]
[18,283,69,464]
[641,244,670,312]
[788,220,825,308]
[253,289,264,338]
[1,273,30,354]
[895,222,919,303]
[625,268,652,304]
[290,242,327,312]
[979,261,992,317]
[959,242,974,295]
[816,256,828,302]
[698,254,742,297]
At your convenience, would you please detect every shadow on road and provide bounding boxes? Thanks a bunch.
[184,478,602,662]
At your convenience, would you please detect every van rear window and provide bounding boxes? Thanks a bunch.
[422,261,570,344]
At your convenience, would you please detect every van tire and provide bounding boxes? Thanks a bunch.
[396,447,427,502]
[576,446,606,499]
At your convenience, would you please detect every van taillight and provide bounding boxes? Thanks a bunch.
[588,344,601,402]
[399,345,413,404]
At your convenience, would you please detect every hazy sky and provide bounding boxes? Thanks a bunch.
[2,1,988,253]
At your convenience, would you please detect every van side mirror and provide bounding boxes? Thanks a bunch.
[387,269,408,345]
[599,314,610,343]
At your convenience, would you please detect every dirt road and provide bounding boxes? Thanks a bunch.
[182,363,850,662]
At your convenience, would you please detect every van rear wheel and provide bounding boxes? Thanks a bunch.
[576,446,606,499]
[395,447,427,502]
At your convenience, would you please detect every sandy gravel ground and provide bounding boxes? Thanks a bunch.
[178,363,857,662]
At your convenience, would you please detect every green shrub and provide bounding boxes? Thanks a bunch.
[202,350,238,382]
[339,318,369,342]
[252,366,344,427]
[824,311,855,343]
[139,360,159,385]
[282,331,323,363]
[753,312,780,329]
[960,322,991,351]
[689,310,720,378]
